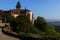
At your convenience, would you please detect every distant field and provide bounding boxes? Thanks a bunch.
[47,21,60,32]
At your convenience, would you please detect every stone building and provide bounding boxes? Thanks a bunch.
[0,1,34,24]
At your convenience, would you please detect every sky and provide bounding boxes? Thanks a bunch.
[0,0,60,20]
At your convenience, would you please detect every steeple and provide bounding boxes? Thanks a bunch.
[16,0,21,9]
[24,7,27,14]
[16,0,21,14]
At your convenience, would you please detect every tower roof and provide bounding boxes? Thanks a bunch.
[16,1,21,8]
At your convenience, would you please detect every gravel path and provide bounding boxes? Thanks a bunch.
[0,28,20,40]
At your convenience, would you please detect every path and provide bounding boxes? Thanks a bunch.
[0,28,20,40]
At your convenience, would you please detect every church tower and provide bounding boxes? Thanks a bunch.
[16,0,21,14]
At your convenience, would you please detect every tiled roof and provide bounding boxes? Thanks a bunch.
[0,9,31,15]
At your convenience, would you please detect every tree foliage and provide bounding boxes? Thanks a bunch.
[34,16,47,32]
[16,14,39,34]
[4,13,60,38]
[34,16,60,38]
[4,13,13,22]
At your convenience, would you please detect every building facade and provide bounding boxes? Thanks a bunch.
[0,1,34,24]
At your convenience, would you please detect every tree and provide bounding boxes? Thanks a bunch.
[16,14,35,33]
[34,16,47,32]
[4,13,17,31]
[4,13,14,23]
[34,16,60,38]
